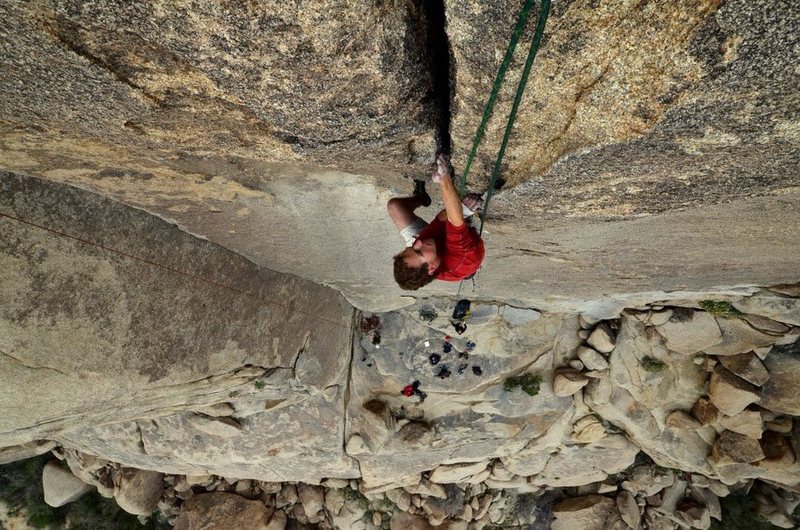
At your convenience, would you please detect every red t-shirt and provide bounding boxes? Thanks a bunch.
[416,217,485,281]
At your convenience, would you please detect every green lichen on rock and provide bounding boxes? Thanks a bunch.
[699,300,743,319]
[254,380,265,390]
[503,373,542,396]
[641,356,666,373]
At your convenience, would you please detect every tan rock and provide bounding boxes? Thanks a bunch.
[649,310,674,327]
[552,495,615,530]
[717,352,770,386]
[386,488,412,512]
[429,461,488,484]
[758,431,796,467]
[297,484,324,517]
[711,430,765,465]
[616,490,640,529]
[765,416,794,434]
[42,460,93,507]
[572,415,607,444]
[742,314,790,335]
[113,468,164,516]
[405,479,446,499]
[666,410,701,430]
[578,346,610,371]
[704,318,777,356]
[708,366,760,416]
[733,292,800,327]
[717,410,763,440]
[621,466,675,497]
[691,397,721,425]
[553,368,590,396]
[587,323,616,353]
[759,346,800,415]
[173,492,272,530]
[656,309,722,355]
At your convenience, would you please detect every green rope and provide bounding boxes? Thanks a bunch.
[450,0,551,306]
[457,0,537,197]
[479,0,550,236]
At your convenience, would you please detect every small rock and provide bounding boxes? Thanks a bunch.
[691,397,721,425]
[298,484,324,517]
[185,474,212,486]
[551,495,615,530]
[578,346,610,371]
[113,468,164,516]
[373,511,382,526]
[759,345,800,415]
[717,352,770,386]
[742,314,790,335]
[648,309,673,327]
[711,430,765,465]
[569,359,585,371]
[765,416,794,434]
[666,410,701,430]
[429,461,488,484]
[758,431,796,467]
[717,409,763,439]
[42,460,93,507]
[276,484,297,508]
[656,309,722,355]
[405,479,446,499]
[389,512,434,530]
[587,322,616,353]
[616,490,640,529]
[578,329,591,339]
[705,318,777,356]
[386,488,412,511]
[265,510,287,530]
[708,366,760,416]
[553,368,590,396]
[572,415,607,444]
[580,314,601,329]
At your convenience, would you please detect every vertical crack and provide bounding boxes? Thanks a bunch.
[422,0,453,156]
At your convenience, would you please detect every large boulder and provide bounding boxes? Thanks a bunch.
[551,495,615,530]
[112,468,164,516]
[173,492,273,530]
[41,460,93,507]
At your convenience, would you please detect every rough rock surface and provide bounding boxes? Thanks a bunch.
[0,0,799,527]
[173,492,273,530]
[0,173,357,482]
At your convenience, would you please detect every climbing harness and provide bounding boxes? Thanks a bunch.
[449,0,551,333]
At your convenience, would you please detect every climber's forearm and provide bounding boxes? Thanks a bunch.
[438,172,465,227]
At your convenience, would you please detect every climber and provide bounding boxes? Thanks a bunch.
[387,155,485,290]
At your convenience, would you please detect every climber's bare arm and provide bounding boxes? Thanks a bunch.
[433,155,465,227]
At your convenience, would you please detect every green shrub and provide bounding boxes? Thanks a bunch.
[700,300,743,319]
[0,455,169,530]
[641,356,666,373]
[503,373,541,396]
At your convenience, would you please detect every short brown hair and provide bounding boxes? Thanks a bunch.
[393,254,435,290]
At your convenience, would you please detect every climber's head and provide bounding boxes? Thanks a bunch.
[393,237,440,290]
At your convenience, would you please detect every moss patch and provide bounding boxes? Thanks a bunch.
[503,373,542,396]
[641,356,666,372]
[700,300,743,319]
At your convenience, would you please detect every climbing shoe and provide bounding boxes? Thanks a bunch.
[413,179,432,207]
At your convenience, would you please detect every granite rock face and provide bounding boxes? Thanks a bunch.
[0,172,358,482]
[0,0,438,176]
[476,0,800,220]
